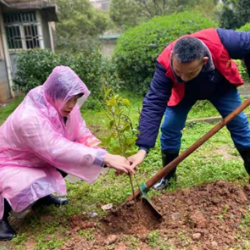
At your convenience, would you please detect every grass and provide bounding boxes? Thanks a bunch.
[147,231,160,247]
[1,91,250,249]
[121,235,138,248]
[1,93,250,126]
[0,96,23,125]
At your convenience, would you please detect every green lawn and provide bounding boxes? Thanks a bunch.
[0,96,23,125]
[1,93,250,126]
[1,92,250,249]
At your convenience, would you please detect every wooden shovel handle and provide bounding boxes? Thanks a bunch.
[129,97,250,200]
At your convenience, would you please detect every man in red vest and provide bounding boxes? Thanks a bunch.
[128,28,250,190]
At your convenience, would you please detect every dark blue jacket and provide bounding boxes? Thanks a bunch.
[136,28,250,152]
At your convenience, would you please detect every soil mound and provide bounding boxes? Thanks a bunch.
[101,199,162,235]
[61,180,250,250]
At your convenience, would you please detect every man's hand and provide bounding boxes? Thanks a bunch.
[127,149,147,171]
[104,153,135,174]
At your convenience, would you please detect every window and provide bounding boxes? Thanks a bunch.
[3,11,43,51]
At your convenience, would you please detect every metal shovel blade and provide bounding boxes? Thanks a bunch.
[140,183,162,219]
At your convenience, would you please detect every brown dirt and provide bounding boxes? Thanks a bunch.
[101,199,162,235]
[60,180,250,250]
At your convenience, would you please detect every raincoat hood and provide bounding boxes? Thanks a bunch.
[43,66,90,114]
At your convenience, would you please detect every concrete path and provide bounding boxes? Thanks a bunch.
[187,112,250,124]
[186,84,250,124]
[239,84,250,98]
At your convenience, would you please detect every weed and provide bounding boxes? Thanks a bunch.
[34,235,65,250]
[241,212,250,234]
[147,231,160,247]
[78,228,94,241]
[218,204,229,221]
[120,235,138,248]
[158,241,175,250]
[177,231,192,246]
[12,233,27,249]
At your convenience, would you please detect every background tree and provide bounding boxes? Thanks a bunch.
[109,0,141,29]
[55,0,108,53]
[110,0,219,30]
[110,0,175,29]
[219,0,250,29]
[193,0,219,20]
[135,0,172,17]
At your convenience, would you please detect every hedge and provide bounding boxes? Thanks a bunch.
[113,11,218,95]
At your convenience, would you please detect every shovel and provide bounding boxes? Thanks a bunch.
[128,97,250,216]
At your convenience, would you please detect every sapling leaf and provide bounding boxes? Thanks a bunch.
[105,89,112,98]
[122,98,130,107]
[109,120,115,129]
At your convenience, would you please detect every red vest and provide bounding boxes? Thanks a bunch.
[157,28,244,106]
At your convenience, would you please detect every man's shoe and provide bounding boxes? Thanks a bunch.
[153,150,179,190]
[34,195,68,208]
[153,178,168,190]
[238,148,250,176]
[153,174,177,190]
[0,219,16,241]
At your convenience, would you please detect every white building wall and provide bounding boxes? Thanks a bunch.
[89,0,110,11]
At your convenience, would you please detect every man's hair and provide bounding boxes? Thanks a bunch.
[172,37,206,63]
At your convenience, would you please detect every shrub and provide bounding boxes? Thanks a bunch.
[113,11,218,95]
[14,49,120,99]
[13,49,61,92]
[235,23,250,82]
[73,51,120,96]
[234,60,249,82]
[237,22,250,32]
[219,0,250,30]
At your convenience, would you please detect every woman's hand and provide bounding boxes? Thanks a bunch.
[104,153,135,174]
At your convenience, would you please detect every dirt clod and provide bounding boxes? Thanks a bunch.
[70,215,95,231]
[192,233,202,240]
[105,234,118,245]
[116,242,128,250]
[190,210,207,228]
[171,212,181,221]
[211,241,218,247]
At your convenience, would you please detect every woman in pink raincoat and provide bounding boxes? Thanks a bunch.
[0,66,134,240]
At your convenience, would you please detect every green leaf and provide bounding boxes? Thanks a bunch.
[110,96,117,107]
[99,136,111,147]
[111,131,118,138]
[122,98,130,107]
[109,120,115,129]
[109,145,122,155]
[105,89,112,98]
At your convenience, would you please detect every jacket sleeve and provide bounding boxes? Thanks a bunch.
[217,28,250,76]
[76,118,102,148]
[136,62,173,151]
[19,115,106,183]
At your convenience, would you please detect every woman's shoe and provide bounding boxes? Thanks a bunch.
[33,194,68,209]
[0,218,16,241]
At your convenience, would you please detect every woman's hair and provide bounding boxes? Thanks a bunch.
[76,93,84,99]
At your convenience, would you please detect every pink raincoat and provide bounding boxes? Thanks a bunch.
[0,66,107,219]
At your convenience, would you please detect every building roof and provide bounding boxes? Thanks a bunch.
[1,0,58,21]
[99,34,120,40]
